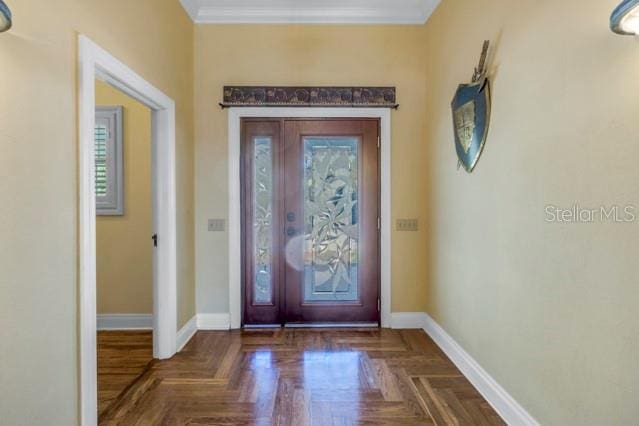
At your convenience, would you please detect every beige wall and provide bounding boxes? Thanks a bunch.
[95,81,152,314]
[194,25,430,314]
[2,0,636,423]
[0,1,194,424]
[422,0,639,424]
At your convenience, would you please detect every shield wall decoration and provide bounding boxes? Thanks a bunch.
[451,41,492,173]
[452,79,491,172]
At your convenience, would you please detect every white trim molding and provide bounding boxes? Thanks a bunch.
[391,312,539,426]
[177,315,198,351]
[390,312,428,329]
[197,313,231,330]
[176,314,230,353]
[176,314,231,352]
[78,34,178,426]
[97,314,153,330]
[227,107,392,329]
[179,0,440,24]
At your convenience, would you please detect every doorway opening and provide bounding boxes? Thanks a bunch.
[94,81,154,418]
[78,35,177,426]
[241,118,380,326]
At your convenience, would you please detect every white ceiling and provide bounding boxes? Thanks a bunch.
[179,0,441,24]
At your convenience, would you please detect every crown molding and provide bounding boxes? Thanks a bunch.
[179,0,440,25]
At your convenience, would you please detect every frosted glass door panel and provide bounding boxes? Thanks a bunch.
[302,137,360,302]
[253,137,273,303]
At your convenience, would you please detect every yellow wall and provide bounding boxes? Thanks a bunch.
[95,81,152,314]
[422,0,639,424]
[194,25,430,314]
[0,1,194,424]
[3,0,636,423]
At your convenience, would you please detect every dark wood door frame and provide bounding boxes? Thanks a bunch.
[241,117,381,326]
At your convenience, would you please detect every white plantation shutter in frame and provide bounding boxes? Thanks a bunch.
[95,106,124,215]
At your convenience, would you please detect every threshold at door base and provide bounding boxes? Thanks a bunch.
[243,324,281,329]
[244,323,380,329]
[285,322,379,329]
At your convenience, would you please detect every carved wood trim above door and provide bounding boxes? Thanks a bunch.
[221,86,398,109]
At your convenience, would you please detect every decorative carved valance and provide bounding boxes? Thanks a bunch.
[220,86,398,109]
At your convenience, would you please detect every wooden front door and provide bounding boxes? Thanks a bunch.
[242,118,380,326]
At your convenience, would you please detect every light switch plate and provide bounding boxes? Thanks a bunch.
[396,219,418,231]
[208,219,226,232]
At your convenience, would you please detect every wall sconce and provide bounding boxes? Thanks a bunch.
[0,0,11,32]
[611,0,639,35]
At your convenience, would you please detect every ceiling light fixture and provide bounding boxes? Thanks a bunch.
[611,0,639,35]
[0,0,12,33]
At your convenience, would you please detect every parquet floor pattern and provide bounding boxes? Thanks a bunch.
[97,330,153,417]
[99,328,505,425]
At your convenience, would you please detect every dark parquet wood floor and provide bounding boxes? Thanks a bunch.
[97,330,154,417]
[99,328,505,425]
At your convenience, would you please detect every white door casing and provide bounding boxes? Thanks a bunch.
[227,107,392,329]
[78,35,177,426]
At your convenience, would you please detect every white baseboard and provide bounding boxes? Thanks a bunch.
[197,313,231,330]
[390,312,429,329]
[176,315,197,352]
[174,313,231,353]
[97,314,153,330]
[420,313,539,426]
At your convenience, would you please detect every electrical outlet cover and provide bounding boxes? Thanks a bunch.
[208,219,226,232]
[396,218,418,231]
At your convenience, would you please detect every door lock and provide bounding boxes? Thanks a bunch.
[286,226,297,237]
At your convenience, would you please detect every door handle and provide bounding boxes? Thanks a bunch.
[152,234,158,247]
[286,226,297,237]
